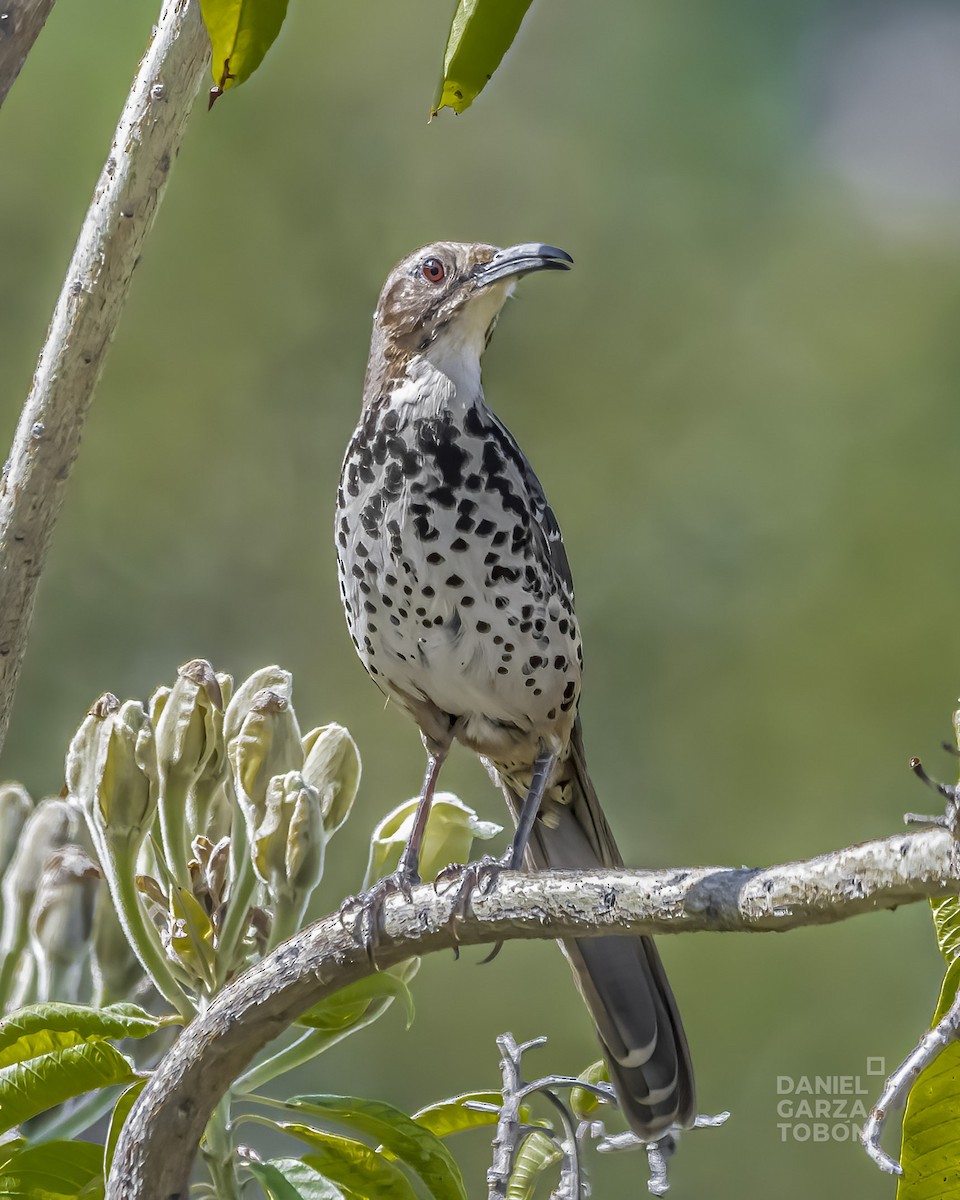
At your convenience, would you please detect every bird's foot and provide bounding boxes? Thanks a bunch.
[338,865,421,964]
[434,853,512,958]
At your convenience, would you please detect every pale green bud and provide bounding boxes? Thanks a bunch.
[0,783,33,882]
[3,797,78,938]
[0,798,79,1004]
[301,724,361,836]
[155,659,224,791]
[363,792,502,888]
[224,666,292,745]
[30,845,100,1001]
[230,690,303,830]
[66,694,158,845]
[253,771,324,901]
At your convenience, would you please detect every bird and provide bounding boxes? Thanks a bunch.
[335,240,695,1140]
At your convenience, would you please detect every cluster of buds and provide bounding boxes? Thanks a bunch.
[0,659,502,1021]
[57,662,362,1015]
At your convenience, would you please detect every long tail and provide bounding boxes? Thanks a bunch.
[497,721,695,1140]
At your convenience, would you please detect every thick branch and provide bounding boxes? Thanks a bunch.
[0,0,210,756]
[0,0,56,108]
[108,827,960,1199]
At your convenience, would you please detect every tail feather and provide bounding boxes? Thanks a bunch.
[498,721,695,1140]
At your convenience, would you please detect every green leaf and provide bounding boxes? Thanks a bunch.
[0,1040,136,1134]
[431,0,534,117]
[0,1003,159,1068]
[570,1059,609,1119]
[897,922,960,1198]
[270,1125,417,1200]
[198,0,290,98]
[286,1095,466,1200]
[251,1157,359,1200]
[0,1138,26,1170]
[103,1077,147,1177]
[932,897,960,965]
[506,1131,561,1200]
[411,1091,504,1139]
[247,1159,312,1200]
[0,1139,104,1199]
[296,974,414,1033]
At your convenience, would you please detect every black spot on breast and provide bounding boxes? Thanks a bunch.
[401,451,422,477]
[465,474,482,491]
[482,442,504,475]
[427,486,456,508]
[464,406,487,436]
[450,537,468,552]
[476,519,496,537]
[445,574,464,588]
[491,565,520,584]
[426,552,445,564]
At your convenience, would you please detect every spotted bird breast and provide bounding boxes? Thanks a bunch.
[335,393,583,761]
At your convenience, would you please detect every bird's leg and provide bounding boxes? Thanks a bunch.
[505,747,557,870]
[437,748,558,954]
[340,746,447,961]
[396,748,447,884]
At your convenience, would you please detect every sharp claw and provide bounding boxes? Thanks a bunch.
[338,868,421,963]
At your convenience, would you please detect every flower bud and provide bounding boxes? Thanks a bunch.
[66,694,158,847]
[0,783,33,882]
[363,792,502,888]
[301,724,361,836]
[252,771,324,902]
[155,659,225,793]
[224,666,292,745]
[30,845,100,1001]
[2,797,78,940]
[230,690,303,831]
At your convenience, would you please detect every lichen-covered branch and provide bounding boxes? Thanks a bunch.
[107,826,960,1199]
[0,0,210,756]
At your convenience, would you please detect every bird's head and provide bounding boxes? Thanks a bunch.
[365,241,573,397]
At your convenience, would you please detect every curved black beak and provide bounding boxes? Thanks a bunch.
[475,243,574,287]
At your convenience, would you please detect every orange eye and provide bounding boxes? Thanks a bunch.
[421,257,445,284]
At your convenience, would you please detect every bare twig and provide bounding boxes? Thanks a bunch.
[861,986,960,1175]
[107,827,960,1199]
[0,0,210,756]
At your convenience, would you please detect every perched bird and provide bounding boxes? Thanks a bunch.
[336,241,695,1139]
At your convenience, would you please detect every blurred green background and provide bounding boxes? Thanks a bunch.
[3,0,960,1194]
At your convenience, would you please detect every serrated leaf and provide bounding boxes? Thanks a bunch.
[0,1139,103,1199]
[0,1003,159,1068]
[104,1077,147,1177]
[505,1131,561,1200]
[897,917,960,1198]
[431,0,533,117]
[0,1040,136,1134]
[296,975,414,1034]
[411,1091,504,1139]
[198,0,290,97]
[271,1125,416,1200]
[286,1096,465,1200]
